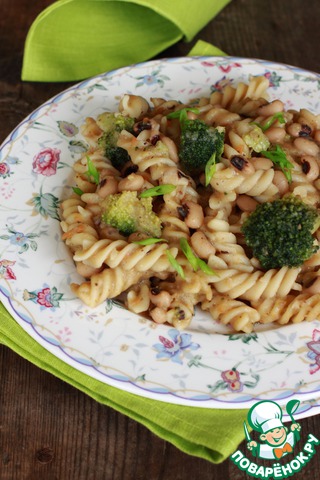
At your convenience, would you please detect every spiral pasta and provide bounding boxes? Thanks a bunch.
[73,238,178,272]
[60,196,98,252]
[251,293,320,325]
[209,75,269,111]
[147,265,213,328]
[209,266,302,301]
[61,75,320,332]
[201,213,254,272]
[202,294,260,333]
[117,128,177,178]
[71,266,142,307]
[209,162,279,201]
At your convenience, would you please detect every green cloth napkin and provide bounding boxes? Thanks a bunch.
[188,39,227,57]
[0,300,248,463]
[21,0,231,82]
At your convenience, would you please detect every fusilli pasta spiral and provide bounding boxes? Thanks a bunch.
[60,75,320,332]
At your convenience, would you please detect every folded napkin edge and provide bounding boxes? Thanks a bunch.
[0,330,247,464]
[21,0,231,82]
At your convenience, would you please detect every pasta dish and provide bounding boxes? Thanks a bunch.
[60,76,320,333]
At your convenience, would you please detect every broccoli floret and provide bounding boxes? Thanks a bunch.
[97,112,135,170]
[97,112,134,133]
[100,191,162,237]
[178,119,225,175]
[241,195,320,269]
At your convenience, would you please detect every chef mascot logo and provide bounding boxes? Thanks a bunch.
[231,399,320,478]
[245,400,301,460]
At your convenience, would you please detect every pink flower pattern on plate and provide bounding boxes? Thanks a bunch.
[37,287,53,308]
[0,162,10,177]
[32,147,60,176]
[221,368,243,392]
[0,259,16,280]
[23,285,64,310]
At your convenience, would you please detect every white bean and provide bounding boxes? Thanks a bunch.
[264,127,286,143]
[236,195,259,212]
[190,231,216,259]
[300,155,320,181]
[294,137,320,156]
[183,201,204,229]
[118,173,145,191]
[229,156,255,175]
[286,122,302,137]
[149,290,172,309]
[97,176,118,197]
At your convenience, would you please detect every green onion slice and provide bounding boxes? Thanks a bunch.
[180,238,199,271]
[133,238,167,246]
[166,250,185,279]
[260,145,293,183]
[72,186,84,196]
[180,238,217,276]
[85,156,100,184]
[197,258,218,276]
[167,107,200,124]
[140,184,176,198]
[205,152,217,186]
[252,112,286,132]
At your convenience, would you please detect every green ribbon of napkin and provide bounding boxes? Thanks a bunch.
[21,0,231,82]
[0,301,248,463]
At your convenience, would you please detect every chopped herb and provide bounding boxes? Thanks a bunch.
[85,156,100,184]
[252,112,286,131]
[166,250,185,279]
[196,258,217,276]
[179,238,217,276]
[180,238,199,271]
[205,152,217,186]
[140,184,176,198]
[72,186,84,196]
[167,107,200,125]
[260,145,294,183]
[133,238,167,245]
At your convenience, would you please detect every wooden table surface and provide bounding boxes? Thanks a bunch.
[1,0,320,478]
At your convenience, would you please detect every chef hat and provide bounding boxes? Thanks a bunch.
[248,400,284,433]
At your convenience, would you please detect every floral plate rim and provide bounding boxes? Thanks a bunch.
[1,56,320,412]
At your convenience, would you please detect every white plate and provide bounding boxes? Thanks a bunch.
[1,56,320,414]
